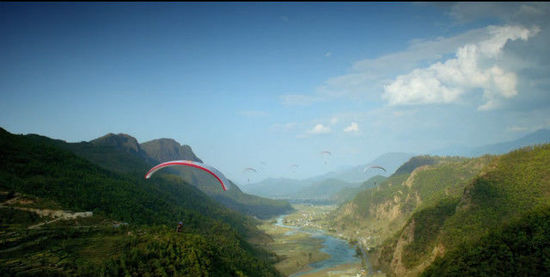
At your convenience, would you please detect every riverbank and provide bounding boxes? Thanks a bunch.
[257,217,330,276]
[258,204,375,276]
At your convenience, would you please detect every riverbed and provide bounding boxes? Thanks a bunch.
[274,213,365,277]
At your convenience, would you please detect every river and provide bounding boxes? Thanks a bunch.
[274,215,367,277]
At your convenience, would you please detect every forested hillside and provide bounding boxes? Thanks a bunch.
[366,144,550,276]
[18,130,293,219]
[330,155,493,248]
[0,127,281,276]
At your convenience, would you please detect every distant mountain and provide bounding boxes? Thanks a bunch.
[141,138,202,163]
[308,152,415,183]
[330,175,387,203]
[432,129,550,157]
[293,178,362,200]
[240,177,309,199]
[241,152,414,200]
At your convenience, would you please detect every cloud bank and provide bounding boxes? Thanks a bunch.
[382,25,539,110]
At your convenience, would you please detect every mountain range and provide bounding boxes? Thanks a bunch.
[240,152,414,201]
[432,128,550,157]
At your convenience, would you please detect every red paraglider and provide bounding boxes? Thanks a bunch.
[145,160,230,191]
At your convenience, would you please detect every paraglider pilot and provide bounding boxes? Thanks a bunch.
[176,221,183,233]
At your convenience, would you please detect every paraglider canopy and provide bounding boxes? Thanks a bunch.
[320,150,331,165]
[243,167,257,183]
[364,165,386,173]
[145,160,230,191]
[243,167,257,173]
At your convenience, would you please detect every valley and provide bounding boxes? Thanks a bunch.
[258,204,377,277]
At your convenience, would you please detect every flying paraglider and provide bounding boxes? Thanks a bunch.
[243,167,257,183]
[145,160,230,191]
[243,167,257,173]
[320,150,332,165]
[364,165,386,174]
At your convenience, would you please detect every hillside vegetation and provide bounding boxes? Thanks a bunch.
[330,175,387,203]
[0,127,281,276]
[330,155,493,248]
[421,206,550,276]
[372,144,550,276]
[19,130,293,219]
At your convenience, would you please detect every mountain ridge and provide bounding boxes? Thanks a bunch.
[432,128,550,157]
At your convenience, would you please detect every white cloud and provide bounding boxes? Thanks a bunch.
[382,25,539,110]
[308,124,331,135]
[279,27,491,106]
[330,117,339,125]
[344,122,359,133]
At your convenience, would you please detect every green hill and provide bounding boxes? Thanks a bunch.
[24,131,293,219]
[330,155,492,248]
[0,127,281,276]
[372,144,550,276]
[421,206,550,277]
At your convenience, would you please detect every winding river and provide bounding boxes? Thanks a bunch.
[274,215,367,276]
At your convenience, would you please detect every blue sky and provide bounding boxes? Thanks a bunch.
[1,3,549,184]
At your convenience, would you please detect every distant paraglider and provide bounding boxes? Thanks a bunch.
[243,167,257,183]
[145,160,230,191]
[320,150,332,165]
[290,164,299,173]
[364,165,386,174]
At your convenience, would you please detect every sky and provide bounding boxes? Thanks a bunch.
[1,2,550,184]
